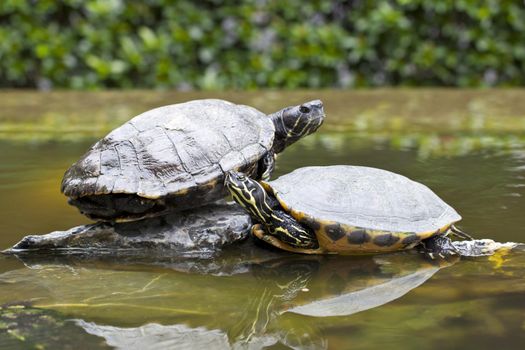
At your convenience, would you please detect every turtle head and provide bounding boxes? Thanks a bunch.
[270,100,325,153]
[225,171,272,223]
[226,171,319,250]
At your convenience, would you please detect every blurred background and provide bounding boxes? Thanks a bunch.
[1,0,524,90]
[1,3,525,348]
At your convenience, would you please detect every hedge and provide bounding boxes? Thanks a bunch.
[1,0,524,89]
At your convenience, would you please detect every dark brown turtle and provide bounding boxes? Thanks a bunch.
[61,99,324,222]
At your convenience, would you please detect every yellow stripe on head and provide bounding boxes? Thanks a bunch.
[225,171,273,224]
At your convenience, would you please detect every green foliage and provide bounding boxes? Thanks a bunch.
[0,0,524,89]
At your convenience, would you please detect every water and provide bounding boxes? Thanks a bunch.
[0,91,524,349]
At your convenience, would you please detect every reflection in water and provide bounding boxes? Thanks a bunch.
[3,247,523,349]
[1,91,525,349]
[285,264,439,317]
[76,321,230,350]
[0,248,456,349]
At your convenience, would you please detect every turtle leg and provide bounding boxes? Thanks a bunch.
[252,224,326,254]
[257,151,275,181]
[449,225,474,240]
[418,235,459,259]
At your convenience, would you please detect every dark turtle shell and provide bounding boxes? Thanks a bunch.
[62,99,274,221]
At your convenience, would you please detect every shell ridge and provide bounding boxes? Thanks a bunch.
[128,138,143,173]
[94,171,116,195]
[96,143,103,175]
[127,120,140,133]
[164,127,212,177]
[114,144,122,174]
[129,139,142,172]
[148,130,170,191]
[162,127,191,174]
[195,109,219,168]
[217,128,245,173]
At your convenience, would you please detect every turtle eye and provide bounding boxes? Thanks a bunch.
[299,105,310,114]
[238,174,246,181]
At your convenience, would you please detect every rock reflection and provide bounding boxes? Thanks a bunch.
[0,246,456,349]
[76,321,230,350]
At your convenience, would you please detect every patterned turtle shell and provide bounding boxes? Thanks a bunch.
[263,165,462,253]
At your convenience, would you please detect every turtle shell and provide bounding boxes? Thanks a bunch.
[62,99,274,221]
[264,165,462,252]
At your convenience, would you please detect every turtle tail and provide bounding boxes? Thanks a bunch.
[450,225,474,241]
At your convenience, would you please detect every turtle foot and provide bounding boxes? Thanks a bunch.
[418,235,459,260]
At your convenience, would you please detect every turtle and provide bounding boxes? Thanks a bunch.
[224,165,474,258]
[61,99,325,222]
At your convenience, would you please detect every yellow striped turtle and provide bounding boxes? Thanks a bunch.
[225,165,473,258]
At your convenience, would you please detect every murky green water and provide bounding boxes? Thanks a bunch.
[1,90,524,349]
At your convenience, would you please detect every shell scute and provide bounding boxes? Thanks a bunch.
[401,234,421,248]
[324,223,346,241]
[372,233,400,247]
[346,229,370,245]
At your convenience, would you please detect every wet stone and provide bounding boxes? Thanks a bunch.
[3,202,252,257]
[451,239,519,257]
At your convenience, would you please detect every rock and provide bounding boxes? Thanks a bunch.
[5,239,285,276]
[451,239,519,257]
[4,202,516,260]
[3,202,251,257]
[0,303,106,349]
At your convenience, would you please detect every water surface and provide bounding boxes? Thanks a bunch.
[0,90,524,349]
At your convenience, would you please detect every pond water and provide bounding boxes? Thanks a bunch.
[0,90,524,349]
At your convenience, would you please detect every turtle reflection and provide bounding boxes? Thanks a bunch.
[230,252,454,348]
[0,250,454,349]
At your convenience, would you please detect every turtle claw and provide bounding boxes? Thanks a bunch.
[258,151,275,181]
[419,235,460,260]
